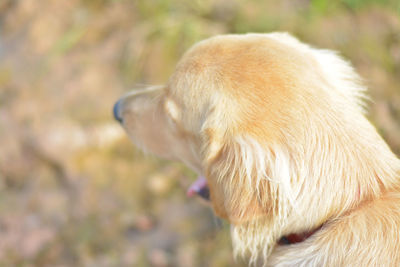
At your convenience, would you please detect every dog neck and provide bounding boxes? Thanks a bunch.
[278,186,362,246]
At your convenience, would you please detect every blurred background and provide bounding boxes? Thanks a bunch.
[0,0,399,266]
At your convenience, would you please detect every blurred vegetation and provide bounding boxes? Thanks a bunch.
[0,0,399,266]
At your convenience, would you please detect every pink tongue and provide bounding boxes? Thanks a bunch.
[187,176,208,197]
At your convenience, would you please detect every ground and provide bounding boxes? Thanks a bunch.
[0,0,399,266]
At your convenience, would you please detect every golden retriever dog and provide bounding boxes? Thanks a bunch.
[113,33,400,266]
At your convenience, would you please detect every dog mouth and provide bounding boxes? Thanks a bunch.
[186,176,210,200]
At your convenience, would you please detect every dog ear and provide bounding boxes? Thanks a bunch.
[203,128,300,263]
[202,128,284,225]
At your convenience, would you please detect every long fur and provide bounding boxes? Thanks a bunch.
[117,32,400,266]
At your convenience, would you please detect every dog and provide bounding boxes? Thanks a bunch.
[113,33,400,266]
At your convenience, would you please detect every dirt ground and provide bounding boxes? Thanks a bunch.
[0,0,399,266]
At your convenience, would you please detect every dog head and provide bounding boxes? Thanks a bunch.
[114,33,400,262]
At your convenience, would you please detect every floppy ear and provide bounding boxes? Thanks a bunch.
[202,128,286,225]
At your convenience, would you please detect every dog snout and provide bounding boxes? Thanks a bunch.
[113,99,123,123]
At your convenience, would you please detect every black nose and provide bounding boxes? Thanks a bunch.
[113,99,123,123]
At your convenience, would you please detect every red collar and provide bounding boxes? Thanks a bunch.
[279,187,359,245]
[278,226,322,245]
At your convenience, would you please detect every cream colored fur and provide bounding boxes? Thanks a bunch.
[116,33,400,266]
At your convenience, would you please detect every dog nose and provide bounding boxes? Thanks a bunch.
[113,99,123,123]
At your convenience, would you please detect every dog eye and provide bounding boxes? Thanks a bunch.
[164,98,181,122]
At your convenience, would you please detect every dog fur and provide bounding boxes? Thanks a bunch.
[115,33,400,266]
